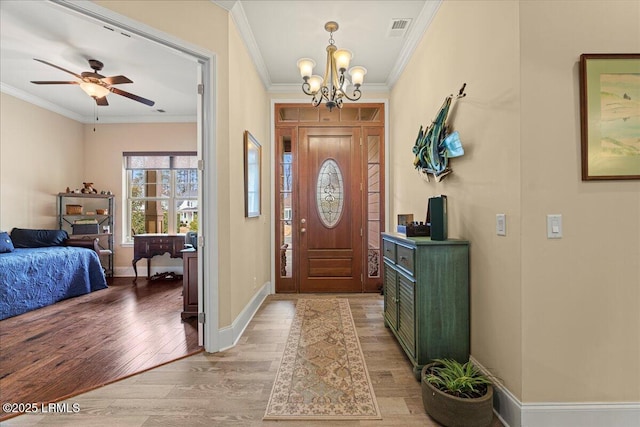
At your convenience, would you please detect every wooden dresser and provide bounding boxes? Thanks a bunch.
[382,232,470,379]
[132,234,185,279]
[181,250,198,319]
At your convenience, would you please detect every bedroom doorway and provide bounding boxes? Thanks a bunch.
[274,103,385,294]
[57,1,218,352]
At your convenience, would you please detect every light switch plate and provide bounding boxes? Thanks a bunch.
[547,214,562,239]
[496,214,506,236]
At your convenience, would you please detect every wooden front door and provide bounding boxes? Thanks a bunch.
[274,103,385,294]
[298,127,362,292]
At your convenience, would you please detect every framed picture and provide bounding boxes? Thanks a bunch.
[579,53,640,180]
[244,130,262,217]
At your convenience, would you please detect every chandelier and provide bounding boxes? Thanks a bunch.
[297,21,367,111]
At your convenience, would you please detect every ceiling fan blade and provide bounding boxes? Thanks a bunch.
[33,58,83,79]
[109,87,155,106]
[95,97,109,106]
[101,75,133,85]
[31,81,79,85]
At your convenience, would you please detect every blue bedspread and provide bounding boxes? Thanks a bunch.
[0,246,108,320]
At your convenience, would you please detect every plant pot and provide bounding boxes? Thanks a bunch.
[421,364,494,427]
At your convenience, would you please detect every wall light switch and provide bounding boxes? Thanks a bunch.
[547,214,562,239]
[496,214,506,236]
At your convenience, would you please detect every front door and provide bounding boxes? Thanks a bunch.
[298,127,362,292]
[274,103,385,294]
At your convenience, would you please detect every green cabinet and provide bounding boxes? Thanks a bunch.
[382,232,469,379]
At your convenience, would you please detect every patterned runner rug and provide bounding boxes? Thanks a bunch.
[264,298,381,420]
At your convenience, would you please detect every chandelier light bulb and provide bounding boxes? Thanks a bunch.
[348,66,367,86]
[333,49,352,72]
[297,58,316,78]
[308,75,323,93]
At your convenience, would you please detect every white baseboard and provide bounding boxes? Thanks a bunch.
[470,356,640,427]
[521,403,640,427]
[218,282,270,351]
[470,355,522,427]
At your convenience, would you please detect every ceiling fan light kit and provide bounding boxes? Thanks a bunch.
[30,58,155,107]
[297,21,367,111]
[79,81,110,98]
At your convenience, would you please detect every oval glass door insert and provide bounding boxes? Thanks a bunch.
[316,159,344,228]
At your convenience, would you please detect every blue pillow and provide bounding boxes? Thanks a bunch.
[10,228,69,248]
[0,231,14,253]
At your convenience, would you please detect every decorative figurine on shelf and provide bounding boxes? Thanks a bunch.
[81,182,98,194]
[412,84,467,182]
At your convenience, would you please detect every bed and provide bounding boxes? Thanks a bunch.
[0,228,108,320]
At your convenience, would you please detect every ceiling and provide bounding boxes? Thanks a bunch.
[0,0,438,124]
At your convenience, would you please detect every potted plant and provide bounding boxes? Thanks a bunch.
[421,358,494,427]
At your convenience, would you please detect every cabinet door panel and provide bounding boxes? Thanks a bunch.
[383,261,398,330]
[398,271,416,358]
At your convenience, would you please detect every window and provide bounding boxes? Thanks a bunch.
[123,152,198,243]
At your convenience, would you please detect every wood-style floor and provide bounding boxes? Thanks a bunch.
[4,294,504,427]
[0,277,202,422]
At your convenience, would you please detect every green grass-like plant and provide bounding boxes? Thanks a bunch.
[424,358,491,399]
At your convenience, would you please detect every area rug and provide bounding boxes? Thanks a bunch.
[264,298,381,420]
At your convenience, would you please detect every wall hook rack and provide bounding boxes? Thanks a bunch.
[453,83,467,99]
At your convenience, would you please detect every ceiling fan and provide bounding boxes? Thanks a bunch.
[30,58,155,107]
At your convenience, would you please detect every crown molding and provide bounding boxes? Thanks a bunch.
[1,83,85,123]
[212,0,237,11]
[386,0,442,89]
[225,1,272,89]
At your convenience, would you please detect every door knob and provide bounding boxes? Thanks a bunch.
[301,218,306,224]
[301,228,306,233]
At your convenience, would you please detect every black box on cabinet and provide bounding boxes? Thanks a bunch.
[428,195,447,241]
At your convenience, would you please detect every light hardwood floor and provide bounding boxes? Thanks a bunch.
[4,294,504,426]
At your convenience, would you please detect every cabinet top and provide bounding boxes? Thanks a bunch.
[382,232,468,245]
[58,193,114,199]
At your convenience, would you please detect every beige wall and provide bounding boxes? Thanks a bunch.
[227,16,271,322]
[390,0,523,398]
[81,122,197,272]
[520,0,640,403]
[0,93,84,230]
[391,0,639,405]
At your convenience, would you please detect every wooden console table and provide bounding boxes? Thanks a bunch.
[132,234,185,280]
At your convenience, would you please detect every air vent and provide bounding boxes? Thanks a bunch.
[387,18,412,38]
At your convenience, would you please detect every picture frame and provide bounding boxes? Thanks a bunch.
[244,130,262,217]
[579,53,640,180]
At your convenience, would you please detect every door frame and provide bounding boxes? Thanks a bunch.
[269,99,390,294]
